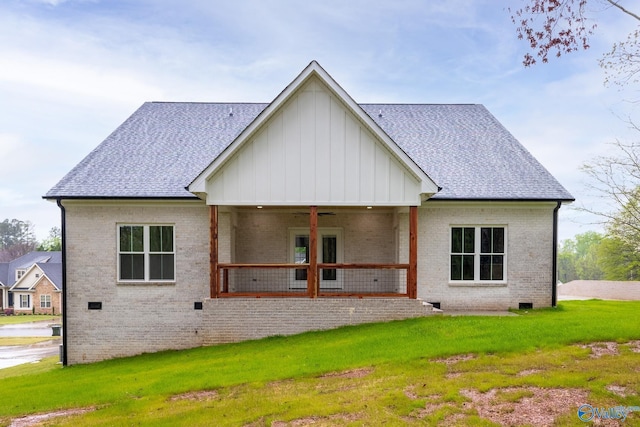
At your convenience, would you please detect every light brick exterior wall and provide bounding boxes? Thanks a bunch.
[201,298,432,344]
[233,209,395,263]
[63,200,211,364]
[62,200,557,364]
[410,202,557,310]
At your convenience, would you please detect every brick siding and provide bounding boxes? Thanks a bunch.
[62,201,557,364]
[410,202,556,311]
[200,298,433,344]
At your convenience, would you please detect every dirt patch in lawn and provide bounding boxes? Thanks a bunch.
[627,340,640,353]
[606,384,635,398]
[9,407,96,427]
[578,341,619,358]
[459,387,588,426]
[517,368,544,377]
[168,389,219,402]
[270,412,363,426]
[318,367,373,379]
[433,353,476,365]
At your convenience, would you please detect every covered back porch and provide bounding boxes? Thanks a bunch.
[188,63,439,301]
[209,205,419,298]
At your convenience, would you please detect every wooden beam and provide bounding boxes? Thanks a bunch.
[210,205,219,298]
[408,206,418,299]
[308,206,318,298]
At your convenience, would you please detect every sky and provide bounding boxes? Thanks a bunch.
[1,0,638,242]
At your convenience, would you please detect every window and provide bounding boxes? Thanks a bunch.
[15,269,26,281]
[20,294,30,309]
[451,226,505,282]
[41,294,51,308]
[118,225,175,282]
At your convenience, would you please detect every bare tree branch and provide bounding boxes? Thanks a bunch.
[604,0,640,21]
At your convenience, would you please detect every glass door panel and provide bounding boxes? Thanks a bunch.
[289,228,343,289]
[294,235,309,281]
[321,235,337,281]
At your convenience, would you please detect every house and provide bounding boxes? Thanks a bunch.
[45,61,573,365]
[0,251,62,315]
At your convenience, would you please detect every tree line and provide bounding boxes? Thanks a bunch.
[558,230,640,283]
[0,218,61,262]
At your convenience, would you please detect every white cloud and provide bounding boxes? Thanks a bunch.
[0,53,164,105]
[0,0,636,243]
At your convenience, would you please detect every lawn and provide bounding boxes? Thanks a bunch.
[0,314,61,326]
[0,315,61,347]
[0,300,638,426]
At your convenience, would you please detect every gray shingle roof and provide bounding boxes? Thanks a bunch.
[0,251,62,288]
[38,262,63,290]
[45,102,572,201]
[0,264,8,287]
[361,104,573,200]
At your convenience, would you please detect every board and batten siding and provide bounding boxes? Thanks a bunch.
[206,77,422,206]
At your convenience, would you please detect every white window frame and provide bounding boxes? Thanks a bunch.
[19,294,30,309]
[15,269,26,281]
[117,224,176,283]
[41,294,51,308]
[449,226,507,283]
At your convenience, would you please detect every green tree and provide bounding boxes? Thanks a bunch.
[558,239,578,282]
[598,236,640,280]
[573,231,605,280]
[557,231,604,282]
[0,218,36,249]
[580,140,640,250]
[37,226,62,252]
[0,219,37,261]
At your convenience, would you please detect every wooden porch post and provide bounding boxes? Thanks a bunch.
[408,206,418,299]
[308,206,318,298]
[210,205,219,298]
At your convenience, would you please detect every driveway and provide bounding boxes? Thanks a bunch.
[0,321,61,370]
[558,280,640,301]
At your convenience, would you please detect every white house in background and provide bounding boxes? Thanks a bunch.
[45,61,573,365]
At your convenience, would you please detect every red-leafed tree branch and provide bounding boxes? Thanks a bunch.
[509,1,639,85]
[509,0,596,66]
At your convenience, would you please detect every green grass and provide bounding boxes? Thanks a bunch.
[0,336,60,346]
[0,300,638,426]
[0,314,61,325]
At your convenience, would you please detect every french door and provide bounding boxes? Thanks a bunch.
[289,228,343,289]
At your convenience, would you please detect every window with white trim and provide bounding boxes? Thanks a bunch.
[118,225,175,282]
[450,226,505,282]
[41,294,51,308]
[15,269,26,281]
[20,294,30,309]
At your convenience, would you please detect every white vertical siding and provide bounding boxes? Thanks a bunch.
[284,99,301,201]
[207,76,422,206]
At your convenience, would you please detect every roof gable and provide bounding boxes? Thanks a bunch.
[10,263,62,291]
[10,264,43,291]
[1,251,62,288]
[189,61,439,206]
